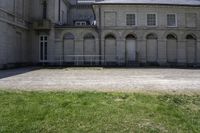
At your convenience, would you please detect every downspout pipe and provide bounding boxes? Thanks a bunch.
[98,5,102,65]
[58,0,61,22]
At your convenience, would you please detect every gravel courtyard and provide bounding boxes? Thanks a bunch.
[0,67,200,93]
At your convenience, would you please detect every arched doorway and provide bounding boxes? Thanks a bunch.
[186,34,197,64]
[83,33,96,64]
[125,34,137,64]
[104,34,117,64]
[167,34,177,63]
[146,33,158,63]
[63,33,75,64]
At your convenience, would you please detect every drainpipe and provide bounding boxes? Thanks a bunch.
[98,5,102,65]
[58,0,61,22]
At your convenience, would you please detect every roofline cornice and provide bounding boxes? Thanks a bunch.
[93,3,200,7]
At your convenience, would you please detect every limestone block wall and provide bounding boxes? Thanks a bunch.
[30,0,58,22]
[100,29,200,65]
[94,5,200,29]
[91,4,200,66]
[53,28,99,64]
[0,0,31,68]
[0,23,30,68]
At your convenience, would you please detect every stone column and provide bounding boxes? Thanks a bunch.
[100,38,105,65]
[48,29,55,63]
[196,40,200,65]
[95,39,100,65]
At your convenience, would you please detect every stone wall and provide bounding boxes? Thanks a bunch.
[0,0,30,68]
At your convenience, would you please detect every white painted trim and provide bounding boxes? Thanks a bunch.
[167,13,177,27]
[146,13,158,27]
[125,12,137,27]
[39,35,48,62]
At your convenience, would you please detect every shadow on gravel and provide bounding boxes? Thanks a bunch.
[0,67,39,79]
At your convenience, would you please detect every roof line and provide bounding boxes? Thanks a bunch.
[93,3,200,7]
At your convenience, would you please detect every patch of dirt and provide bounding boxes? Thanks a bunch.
[0,67,200,94]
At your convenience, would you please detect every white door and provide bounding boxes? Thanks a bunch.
[186,39,196,64]
[64,39,74,62]
[126,39,136,63]
[147,39,157,62]
[167,39,177,63]
[84,38,96,62]
[105,38,116,63]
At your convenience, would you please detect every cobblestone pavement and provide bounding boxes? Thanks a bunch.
[0,67,200,94]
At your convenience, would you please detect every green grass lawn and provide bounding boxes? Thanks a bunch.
[0,91,200,133]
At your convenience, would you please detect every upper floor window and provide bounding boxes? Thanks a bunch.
[126,14,136,26]
[42,1,47,19]
[147,14,156,26]
[75,21,87,26]
[167,14,177,27]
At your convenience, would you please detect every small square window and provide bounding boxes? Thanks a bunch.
[167,14,176,27]
[126,14,136,26]
[147,14,156,26]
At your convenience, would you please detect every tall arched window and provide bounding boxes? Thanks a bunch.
[83,33,96,63]
[166,34,177,63]
[104,34,117,64]
[146,33,158,63]
[63,33,75,63]
[125,34,137,64]
[186,34,197,64]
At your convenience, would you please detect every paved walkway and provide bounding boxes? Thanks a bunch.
[0,67,200,94]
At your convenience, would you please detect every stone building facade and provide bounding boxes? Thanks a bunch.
[0,0,200,68]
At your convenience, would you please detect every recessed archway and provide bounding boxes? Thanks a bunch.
[186,34,197,64]
[166,34,177,63]
[63,33,75,63]
[146,33,158,63]
[125,34,137,64]
[83,33,96,64]
[104,34,117,64]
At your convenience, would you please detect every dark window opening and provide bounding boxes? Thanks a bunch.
[42,1,47,19]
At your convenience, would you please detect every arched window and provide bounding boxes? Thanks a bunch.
[146,33,158,62]
[186,34,196,40]
[104,34,117,63]
[105,34,116,39]
[83,33,96,63]
[84,33,95,39]
[125,34,137,64]
[126,34,136,39]
[166,34,178,63]
[63,33,75,63]
[146,33,158,39]
[186,34,197,64]
[167,34,177,40]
